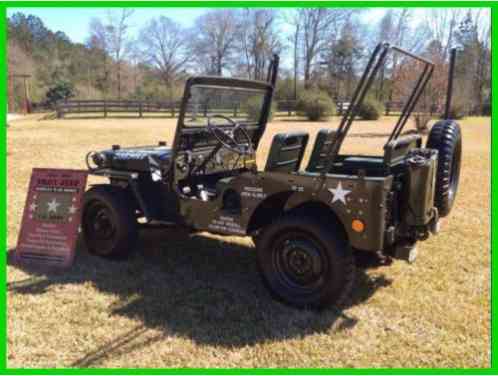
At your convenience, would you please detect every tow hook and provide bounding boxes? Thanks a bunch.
[429,208,440,235]
[394,241,418,263]
[430,220,441,235]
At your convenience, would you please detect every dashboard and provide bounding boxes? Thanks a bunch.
[175,147,247,180]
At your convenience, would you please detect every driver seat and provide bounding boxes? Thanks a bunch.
[265,132,309,173]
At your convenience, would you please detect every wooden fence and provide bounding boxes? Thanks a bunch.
[384,101,404,115]
[56,99,302,119]
[56,99,408,119]
[56,100,182,118]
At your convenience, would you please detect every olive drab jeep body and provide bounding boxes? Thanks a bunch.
[82,43,462,309]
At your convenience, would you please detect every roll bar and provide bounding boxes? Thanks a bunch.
[320,42,435,179]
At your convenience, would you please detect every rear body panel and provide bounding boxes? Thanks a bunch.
[178,170,393,252]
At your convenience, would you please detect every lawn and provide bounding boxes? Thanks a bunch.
[6,115,490,368]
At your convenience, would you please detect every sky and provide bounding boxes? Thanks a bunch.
[6,7,424,71]
[7,7,414,45]
[7,7,488,71]
[7,8,209,43]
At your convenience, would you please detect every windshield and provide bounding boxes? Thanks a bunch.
[184,84,267,127]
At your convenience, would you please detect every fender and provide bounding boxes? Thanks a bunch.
[283,191,354,240]
[88,169,153,221]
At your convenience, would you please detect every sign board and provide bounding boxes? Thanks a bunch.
[15,168,88,268]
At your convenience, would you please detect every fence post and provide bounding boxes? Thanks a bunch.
[233,103,238,117]
[204,103,208,117]
[171,102,175,118]
[104,100,107,118]
[139,101,143,118]
[56,101,63,118]
[385,102,389,116]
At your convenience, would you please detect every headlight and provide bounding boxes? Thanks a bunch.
[86,151,107,171]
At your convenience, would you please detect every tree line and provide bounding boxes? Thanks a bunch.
[7,8,491,116]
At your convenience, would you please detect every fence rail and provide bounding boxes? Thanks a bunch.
[56,100,182,118]
[56,99,408,119]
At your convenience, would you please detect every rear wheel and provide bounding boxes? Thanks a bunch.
[82,185,138,259]
[256,214,354,309]
[427,120,462,217]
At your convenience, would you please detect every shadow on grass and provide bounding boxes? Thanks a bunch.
[8,228,392,365]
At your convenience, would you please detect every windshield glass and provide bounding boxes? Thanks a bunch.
[184,84,267,127]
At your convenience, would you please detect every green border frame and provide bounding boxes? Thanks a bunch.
[1,1,495,374]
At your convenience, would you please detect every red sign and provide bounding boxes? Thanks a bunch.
[15,168,88,268]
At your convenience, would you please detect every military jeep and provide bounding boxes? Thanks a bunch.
[82,43,462,308]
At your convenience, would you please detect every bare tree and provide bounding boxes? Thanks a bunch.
[238,9,282,80]
[106,9,134,99]
[455,10,491,114]
[376,10,394,100]
[88,9,134,99]
[375,9,429,101]
[378,9,428,56]
[292,22,300,99]
[294,9,354,88]
[281,10,301,99]
[323,21,364,99]
[426,9,462,57]
[127,41,145,98]
[139,16,190,98]
[88,18,111,98]
[7,40,34,111]
[191,9,240,75]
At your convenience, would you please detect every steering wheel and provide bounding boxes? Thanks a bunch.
[207,115,253,155]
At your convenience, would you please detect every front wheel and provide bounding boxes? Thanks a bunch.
[256,214,355,309]
[81,185,138,259]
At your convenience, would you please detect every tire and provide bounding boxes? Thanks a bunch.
[427,120,462,217]
[251,233,261,247]
[81,185,138,259]
[256,214,355,309]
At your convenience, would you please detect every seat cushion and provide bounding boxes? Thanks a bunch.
[265,132,309,172]
[342,156,384,167]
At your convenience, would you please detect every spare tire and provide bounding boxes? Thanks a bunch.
[426,120,462,217]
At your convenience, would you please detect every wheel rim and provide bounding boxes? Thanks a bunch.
[272,231,328,295]
[83,200,117,254]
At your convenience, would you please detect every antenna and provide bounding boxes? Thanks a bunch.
[444,48,458,120]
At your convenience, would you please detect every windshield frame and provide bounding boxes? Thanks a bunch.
[173,75,275,154]
[321,42,435,176]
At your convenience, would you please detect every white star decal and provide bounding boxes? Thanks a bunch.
[47,198,60,213]
[68,205,77,214]
[29,202,37,212]
[328,182,351,205]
